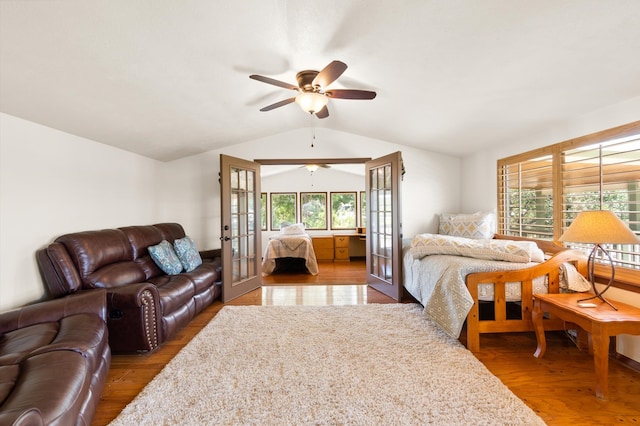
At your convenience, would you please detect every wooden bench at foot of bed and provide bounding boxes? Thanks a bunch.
[465,235,587,352]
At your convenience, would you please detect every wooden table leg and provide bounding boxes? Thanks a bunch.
[532,298,547,358]
[591,323,609,400]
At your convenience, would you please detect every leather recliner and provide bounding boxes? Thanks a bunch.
[0,290,110,426]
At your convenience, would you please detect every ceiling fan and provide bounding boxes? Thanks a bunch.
[249,60,376,119]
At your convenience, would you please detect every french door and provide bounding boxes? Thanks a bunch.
[220,154,262,302]
[365,152,403,300]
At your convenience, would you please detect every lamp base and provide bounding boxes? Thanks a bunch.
[577,292,618,311]
[578,244,618,311]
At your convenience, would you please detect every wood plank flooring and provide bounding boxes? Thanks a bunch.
[93,260,640,425]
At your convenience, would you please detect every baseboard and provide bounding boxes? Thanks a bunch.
[610,336,640,373]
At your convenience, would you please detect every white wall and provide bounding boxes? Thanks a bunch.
[459,96,640,361]
[0,118,459,312]
[158,127,462,252]
[0,113,162,311]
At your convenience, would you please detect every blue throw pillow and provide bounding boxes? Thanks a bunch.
[148,240,183,275]
[174,236,203,272]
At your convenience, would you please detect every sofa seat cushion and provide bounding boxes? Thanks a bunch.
[30,314,108,372]
[148,275,195,314]
[85,261,147,288]
[181,262,218,293]
[0,351,90,425]
[0,314,107,371]
[0,324,58,365]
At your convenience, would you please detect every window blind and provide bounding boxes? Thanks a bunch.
[499,155,554,240]
[562,134,640,270]
[498,122,640,276]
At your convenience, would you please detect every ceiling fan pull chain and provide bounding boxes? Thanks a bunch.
[309,113,315,148]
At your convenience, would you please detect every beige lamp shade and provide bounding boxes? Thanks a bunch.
[559,210,640,244]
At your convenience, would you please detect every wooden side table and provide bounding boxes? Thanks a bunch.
[532,293,640,400]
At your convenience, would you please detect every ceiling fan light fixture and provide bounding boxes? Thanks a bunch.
[305,164,320,173]
[295,92,328,114]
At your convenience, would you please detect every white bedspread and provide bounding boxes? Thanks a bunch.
[262,234,319,275]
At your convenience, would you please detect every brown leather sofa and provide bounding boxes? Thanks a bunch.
[0,290,110,426]
[36,223,222,353]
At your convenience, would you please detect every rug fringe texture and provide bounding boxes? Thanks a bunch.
[109,304,545,425]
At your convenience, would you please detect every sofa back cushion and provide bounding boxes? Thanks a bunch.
[153,223,186,242]
[55,229,136,289]
[119,225,164,260]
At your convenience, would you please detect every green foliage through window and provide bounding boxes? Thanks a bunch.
[300,193,327,230]
[270,193,296,230]
[331,192,357,229]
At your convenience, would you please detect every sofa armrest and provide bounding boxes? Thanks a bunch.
[0,290,106,335]
[105,283,162,353]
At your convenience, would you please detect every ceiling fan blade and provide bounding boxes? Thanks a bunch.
[312,60,347,88]
[259,97,296,112]
[250,75,299,91]
[326,89,377,100]
[315,105,329,119]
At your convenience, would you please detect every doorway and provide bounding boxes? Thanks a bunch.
[257,157,368,284]
[221,153,403,302]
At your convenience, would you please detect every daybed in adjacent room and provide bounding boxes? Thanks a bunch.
[36,223,222,353]
[262,223,319,275]
[403,212,589,352]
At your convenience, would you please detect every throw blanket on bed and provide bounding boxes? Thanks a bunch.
[403,248,539,338]
[403,234,590,338]
[262,234,319,275]
[410,233,545,263]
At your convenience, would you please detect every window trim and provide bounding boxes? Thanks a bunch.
[497,120,640,292]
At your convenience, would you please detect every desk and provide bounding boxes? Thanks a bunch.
[532,293,640,400]
[334,234,366,261]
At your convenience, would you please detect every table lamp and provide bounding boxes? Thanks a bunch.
[559,210,640,310]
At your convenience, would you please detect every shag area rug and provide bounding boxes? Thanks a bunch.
[110,304,544,425]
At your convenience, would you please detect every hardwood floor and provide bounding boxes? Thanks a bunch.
[93,260,640,425]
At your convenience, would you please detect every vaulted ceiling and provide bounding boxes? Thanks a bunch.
[1,1,639,162]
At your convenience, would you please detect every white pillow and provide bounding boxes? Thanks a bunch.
[281,223,305,235]
[439,211,496,239]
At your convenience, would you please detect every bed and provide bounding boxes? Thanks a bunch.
[403,232,588,352]
[262,224,319,275]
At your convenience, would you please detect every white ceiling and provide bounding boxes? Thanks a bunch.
[1,0,639,162]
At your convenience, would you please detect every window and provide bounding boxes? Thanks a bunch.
[270,193,297,230]
[300,192,327,230]
[330,192,357,229]
[498,121,640,285]
[499,154,553,239]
